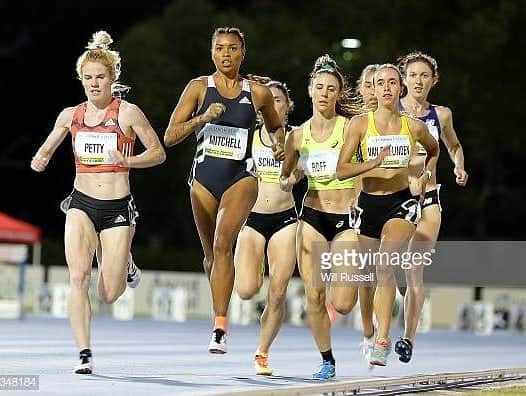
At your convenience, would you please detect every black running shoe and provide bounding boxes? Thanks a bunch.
[394,337,413,363]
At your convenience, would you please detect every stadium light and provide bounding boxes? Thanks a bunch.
[341,38,361,49]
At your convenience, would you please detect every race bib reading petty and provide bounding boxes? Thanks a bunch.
[75,132,117,165]
[366,135,411,168]
[202,123,248,160]
[301,150,338,183]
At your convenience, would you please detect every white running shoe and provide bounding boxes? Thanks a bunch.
[127,253,141,288]
[361,332,376,370]
[208,328,227,354]
[74,350,93,374]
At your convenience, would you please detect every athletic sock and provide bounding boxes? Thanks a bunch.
[320,349,335,365]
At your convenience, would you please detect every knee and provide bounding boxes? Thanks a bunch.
[267,287,287,309]
[236,281,261,300]
[69,269,91,291]
[332,299,356,315]
[305,290,325,312]
[213,234,233,258]
[99,288,123,304]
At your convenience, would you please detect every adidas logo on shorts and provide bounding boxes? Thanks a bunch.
[104,119,116,127]
[239,97,252,105]
[114,215,127,224]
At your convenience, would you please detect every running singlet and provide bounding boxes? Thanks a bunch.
[194,76,257,164]
[298,116,356,190]
[360,112,414,168]
[70,98,134,173]
[399,103,441,154]
[189,75,258,200]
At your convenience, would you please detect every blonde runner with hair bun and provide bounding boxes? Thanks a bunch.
[30,30,166,375]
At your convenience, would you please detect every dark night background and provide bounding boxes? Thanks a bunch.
[2,0,524,270]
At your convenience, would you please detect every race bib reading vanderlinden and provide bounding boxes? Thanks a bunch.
[75,132,118,165]
[202,123,248,161]
[366,135,411,168]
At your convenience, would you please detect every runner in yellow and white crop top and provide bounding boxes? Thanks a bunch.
[234,78,299,376]
[336,64,439,368]
[280,55,364,380]
[360,111,414,168]
[299,115,357,191]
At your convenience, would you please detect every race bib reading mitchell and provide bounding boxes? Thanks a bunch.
[75,132,117,165]
[202,123,248,160]
[366,135,411,168]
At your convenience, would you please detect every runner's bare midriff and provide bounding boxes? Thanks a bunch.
[74,172,131,200]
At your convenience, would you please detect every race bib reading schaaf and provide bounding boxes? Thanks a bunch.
[74,132,118,165]
[252,146,282,182]
[301,150,339,182]
[366,135,411,168]
[202,123,248,161]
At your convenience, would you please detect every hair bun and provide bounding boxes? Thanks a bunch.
[314,54,337,73]
[86,31,113,50]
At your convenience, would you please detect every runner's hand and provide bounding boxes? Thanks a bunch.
[31,153,49,172]
[203,103,226,123]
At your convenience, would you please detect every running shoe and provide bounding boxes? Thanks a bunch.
[255,353,273,375]
[127,253,141,288]
[208,328,227,354]
[74,349,92,374]
[394,337,413,363]
[360,332,376,369]
[312,360,335,380]
[370,338,391,367]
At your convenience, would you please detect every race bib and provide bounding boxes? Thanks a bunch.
[202,123,248,160]
[301,150,338,182]
[252,146,281,183]
[366,135,411,168]
[75,132,117,165]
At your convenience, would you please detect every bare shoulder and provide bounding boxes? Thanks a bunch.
[435,105,453,123]
[192,76,208,87]
[56,106,76,128]
[349,113,368,130]
[288,124,304,144]
[60,106,76,118]
[119,100,144,118]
